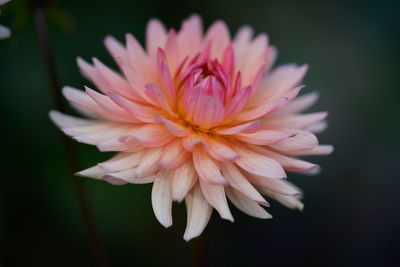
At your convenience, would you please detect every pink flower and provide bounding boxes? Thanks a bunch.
[0,0,11,39]
[50,15,332,241]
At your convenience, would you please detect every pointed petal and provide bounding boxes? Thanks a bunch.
[220,162,267,204]
[280,91,319,114]
[289,145,334,156]
[155,115,190,137]
[146,19,167,56]
[206,137,239,161]
[75,165,106,180]
[236,130,295,145]
[236,97,288,121]
[225,86,252,119]
[204,20,230,61]
[120,124,174,147]
[234,144,286,178]
[265,112,328,129]
[184,185,212,241]
[135,147,163,177]
[199,179,233,221]
[258,186,304,211]
[98,152,143,172]
[193,148,227,185]
[170,160,197,202]
[159,139,191,169]
[49,110,98,129]
[145,83,176,116]
[226,188,272,219]
[215,120,261,135]
[151,171,173,227]
[182,133,208,152]
[269,130,318,153]
[108,92,158,123]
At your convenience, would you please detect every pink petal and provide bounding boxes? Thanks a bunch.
[236,97,288,121]
[85,87,139,123]
[155,115,190,137]
[120,124,174,147]
[224,86,252,120]
[206,137,239,161]
[104,35,128,65]
[246,172,300,195]
[182,133,208,152]
[146,19,167,57]
[98,152,143,172]
[191,95,225,128]
[65,125,131,145]
[252,146,319,172]
[234,144,286,179]
[226,188,272,219]
[257,186,304,211]
[178,15,203,61]
[204,20,231,61]
[157,49,176,103]
[108,92,159,123]
[184,185,212,241]
[118,61,155,105]
[269,130,318,152]
[280,91,319,114]
[77,57,109,94]
[265,112,328,129]
[306,121,328,134]
[49,110,98,129]
[158,139,190,169]
[215,120,261,135]
[62,86,110,119]
[105,169,155,184]
[125,33,154,82]
[135,147,163,177]
[170,160,197,202]
[151,171,173,227]
[93,58,144,103]
[220,162,267,204]
[199,179,233,221]
[145,83,176,116]
[192,148,227,185]
[236,130,295,145]
[97,137,144,152]
[75,165,106,180]
[251,64,308,106]
[289,145,334,156]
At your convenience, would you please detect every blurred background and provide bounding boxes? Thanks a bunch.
[1,0,399,266]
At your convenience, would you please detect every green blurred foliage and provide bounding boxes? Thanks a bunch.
[1,0,399,266]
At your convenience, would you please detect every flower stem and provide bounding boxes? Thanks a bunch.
[31,1,110,266]
[192,229,208,267]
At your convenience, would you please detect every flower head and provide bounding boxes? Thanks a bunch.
[50,15,333,241]
[0,0,10,40]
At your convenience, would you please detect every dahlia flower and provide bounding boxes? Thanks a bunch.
[0,0,10,39]
[50,15,332,241]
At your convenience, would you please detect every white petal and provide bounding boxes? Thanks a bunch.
[184,185,213,241]
[75,165,106,180]
[226,188,272,219]
[199,179,233,221]
[170,160,197,202]
[98,152,143,172]
[151,171,173,228]
[220,162,267,204]
[49,110,98,129]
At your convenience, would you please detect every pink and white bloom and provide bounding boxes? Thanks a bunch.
[0,0,10,39]
[50,15,332,241]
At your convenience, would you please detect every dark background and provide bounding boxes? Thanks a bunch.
[1,0,399,266]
